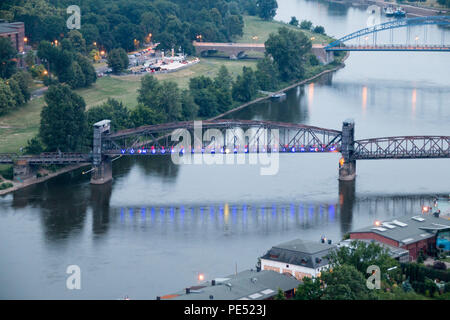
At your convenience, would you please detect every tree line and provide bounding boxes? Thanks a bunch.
[274,240,450,300]
[24,25,317,153]
[0,38,31,115]
[0,0,278,54]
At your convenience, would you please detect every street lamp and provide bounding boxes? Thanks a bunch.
[23,37,28,43]
[54,39,58,46]
[415,36,419,47]
[93,42,97,46]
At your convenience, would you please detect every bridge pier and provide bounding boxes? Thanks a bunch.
[90,157,112,185]
[90,120,112,185]
[339,119,356,181]
[13,160,36,182]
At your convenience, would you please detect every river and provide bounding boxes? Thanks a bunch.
[0,0,449,299]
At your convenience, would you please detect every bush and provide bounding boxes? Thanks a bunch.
[0,182,13,190]
[0,166,14,180]
[300,20,313,30]
[313,25,325,35]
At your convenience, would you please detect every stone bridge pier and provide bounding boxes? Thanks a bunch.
[339,119,356,181]
[13,159,36,182]
[91,120,113,185]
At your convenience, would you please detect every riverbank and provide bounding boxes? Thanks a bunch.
[0,164,90,196]
[211,51,350,120]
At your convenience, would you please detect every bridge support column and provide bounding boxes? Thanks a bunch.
[339,119,356,181]
[90,119,112,185]
[90,157,112,185]
[13,160,36,182]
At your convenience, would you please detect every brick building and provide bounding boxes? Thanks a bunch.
[0,21,25,53]
[349,214,450,261]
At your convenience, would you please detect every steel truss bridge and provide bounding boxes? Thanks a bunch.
[325,16,450,52]
[1,120,449,182]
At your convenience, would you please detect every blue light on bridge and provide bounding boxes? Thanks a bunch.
[291,147,296,152]
[121,149,126,154]
[130,149,135,154]
[161,148,166,154]
[300,147,305,152]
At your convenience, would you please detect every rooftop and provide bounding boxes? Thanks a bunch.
[0,22,23,35]
[261,239,337,269]
[350,214,450,245]
[160,269,300,300]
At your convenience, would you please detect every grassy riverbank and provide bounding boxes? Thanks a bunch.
[0,15,336,155]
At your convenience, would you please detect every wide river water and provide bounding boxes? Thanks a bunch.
[1,0,449,299]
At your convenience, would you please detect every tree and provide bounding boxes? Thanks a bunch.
[214,66,233,113]
[25,50,36,68]
[39,84,87,152]
[295,277,323,300]
[138,74,160,106]
[265,27,311,81]
[320,265,373,300]
[300,20,313,30]
[8,78,25,106]
[0,79,16,115]
[257,0,278,20]
[68,61,85,89]
[0,37,17,79]
[313,25,325,35]
[232,66,258,102]
[289,16,299,27]
[107,48,129,74]
[180,89,198,120]
[274,288,286,300]
[11,71,31,102]
[67,30,87,55]
[255,57,279,91]
[153,81,182,122]
[326,240,400,281]
[86,98,131,133]
[24,137,44,155]
[75,54,97,87]
[189,76,219,117]
[129,104,164,128]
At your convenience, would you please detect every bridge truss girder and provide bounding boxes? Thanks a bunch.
[353,136,450,160]
[325,16,450,50]
[102,120,342,156]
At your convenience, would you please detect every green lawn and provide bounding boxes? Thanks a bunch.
[0,15,332,155]
[237,15,334,45]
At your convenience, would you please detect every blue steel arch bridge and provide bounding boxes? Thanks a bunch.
[0,119,449,184]
[325,16,450,52]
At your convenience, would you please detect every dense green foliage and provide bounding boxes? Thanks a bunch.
[265,27,311,81]
[37,31,97,89]
[0,37,17,79]
[256,0,278,20]
[0,0,262,52]
[107,48,129,74]
[0,39,31,115]
[39,84,87,151]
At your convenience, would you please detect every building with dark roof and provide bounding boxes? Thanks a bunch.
[260,239,337,280]
[349,214,450,260]
[0,21,25,53]
[158,269,300,300]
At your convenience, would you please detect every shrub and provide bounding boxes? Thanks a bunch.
[0,182,13,190]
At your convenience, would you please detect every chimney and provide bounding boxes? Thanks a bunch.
[321,238,325,243]
[211,280,216,286]
[156,296,161,300]
[186,288,190,294]
[328,239,332,244]
[209,295,214,300]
